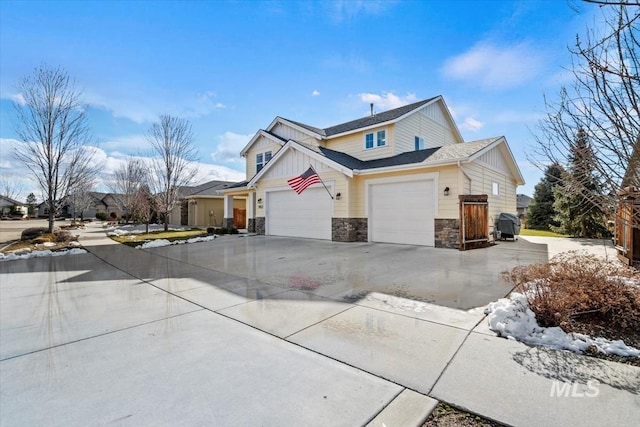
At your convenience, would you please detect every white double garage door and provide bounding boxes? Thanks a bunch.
[265,175,436,246]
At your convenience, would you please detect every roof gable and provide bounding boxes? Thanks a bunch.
[239,130,287,157]
[322,98,436,137]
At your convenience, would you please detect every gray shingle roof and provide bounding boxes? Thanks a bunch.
[318,146,440,170]
[184,180,242,197]
[423,137,499,164]
[281,97,437,139]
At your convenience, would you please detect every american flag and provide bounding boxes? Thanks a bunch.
[287,167,321,194]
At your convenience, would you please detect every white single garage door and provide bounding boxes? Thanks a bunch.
[369,180,435,246]
[266,187,332,240]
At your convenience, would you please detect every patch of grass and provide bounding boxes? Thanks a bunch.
[503,251,640,353]
[519,228,568,237]
[423,402,503,426]
[110,228,207,247]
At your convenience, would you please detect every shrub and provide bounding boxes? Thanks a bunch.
[109,212,118,220]
[21,227,48,241]
[228,227,239,234]
[33,234,54,244]
[206,227,215,234]
[54,230,75,243]
[503,251,640,347]
[95,212,108,221]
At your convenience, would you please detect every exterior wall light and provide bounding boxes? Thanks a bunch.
[335,192,341,200]
[444,187,450,196]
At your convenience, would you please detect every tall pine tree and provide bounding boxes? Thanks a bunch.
[527,163,564,230]
[552,128,610,238]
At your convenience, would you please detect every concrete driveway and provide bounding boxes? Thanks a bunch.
[1,223,635,427]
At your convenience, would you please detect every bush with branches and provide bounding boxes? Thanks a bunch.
[503,252,640,348]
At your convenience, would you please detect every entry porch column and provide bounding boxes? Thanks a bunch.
[223,194,234,229]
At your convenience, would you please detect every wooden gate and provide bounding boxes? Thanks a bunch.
[615,189,640,266]
[459,194,489,251]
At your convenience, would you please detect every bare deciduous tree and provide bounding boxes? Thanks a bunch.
[0,176,25,201]
[12,65,97,232]
[532,4,639,227]
[148,115,198,231]
[109,157,148,223]
[69,180,95,221]
[131,184,156,233]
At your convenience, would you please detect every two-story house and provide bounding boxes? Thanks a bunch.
[220,96,524,247]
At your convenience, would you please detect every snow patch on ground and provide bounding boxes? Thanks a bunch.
[486,292,640,357]
[106,224,185,236]
[0,248,88,262]
[136,235,217,249]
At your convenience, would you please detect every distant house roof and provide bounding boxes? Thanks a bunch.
[517,194,533,209]
[182,180,245,197]
[0,195,24,207]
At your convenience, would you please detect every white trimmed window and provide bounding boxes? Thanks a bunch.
[415,136,425,151]
[256,150,272,172]
[365,130,386,149]
[492,182,500,195]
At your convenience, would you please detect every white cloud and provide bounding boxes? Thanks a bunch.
[358,92,418,111]
[10,93,26,105]
[312,90,320,96]
[0,137,246,202]
[460,117,484,132]
[100,134,150,154]
[192,162,246,183]
[210,131,254,164]
[441,42,544,89]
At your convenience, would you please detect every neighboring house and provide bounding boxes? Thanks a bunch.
[37,192,121,219]
[517,194,532,217]
[0,195,27,217]
[220,96,524,248]
[174,180,244,227]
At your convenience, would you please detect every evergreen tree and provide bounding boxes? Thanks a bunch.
[552,128,609,238]
[527,163,564,230]
[25,193,37,217]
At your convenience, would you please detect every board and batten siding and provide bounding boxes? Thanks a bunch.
[254,150,349,218]
[325,126,395,161]
[271,123,318,145]
[245,138,284,179]
[394,103,460,154]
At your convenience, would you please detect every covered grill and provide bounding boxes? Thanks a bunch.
[496,213,521,241]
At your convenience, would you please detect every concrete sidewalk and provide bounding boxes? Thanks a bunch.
[1,223,638,426]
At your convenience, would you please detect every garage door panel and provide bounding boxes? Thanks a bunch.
[370,180,435,246]
[266,187,332,240]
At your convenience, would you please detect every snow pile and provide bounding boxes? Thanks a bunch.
[136,235,216,249]
[486,292,640,357]
[0,248,87,262]
[106,224,185,236]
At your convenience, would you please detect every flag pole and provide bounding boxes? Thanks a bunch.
[309,164,334,199]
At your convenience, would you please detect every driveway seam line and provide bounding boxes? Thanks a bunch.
[361,387,407,426]
[283,304,356,340]
[0,309,203,362]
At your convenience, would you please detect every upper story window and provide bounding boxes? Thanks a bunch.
[415,136,425,151]
[365,130,386,150]
[492,182,500,196]
[256,151,272,172]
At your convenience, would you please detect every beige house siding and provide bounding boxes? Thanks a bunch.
[271,123,318,145]
[325,125,394,161]
[463,161,517,231]
[245,138,284,179]
[189,197,246,227]
[394,105,460,154]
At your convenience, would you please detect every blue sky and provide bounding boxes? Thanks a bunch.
[0,0,603,201]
